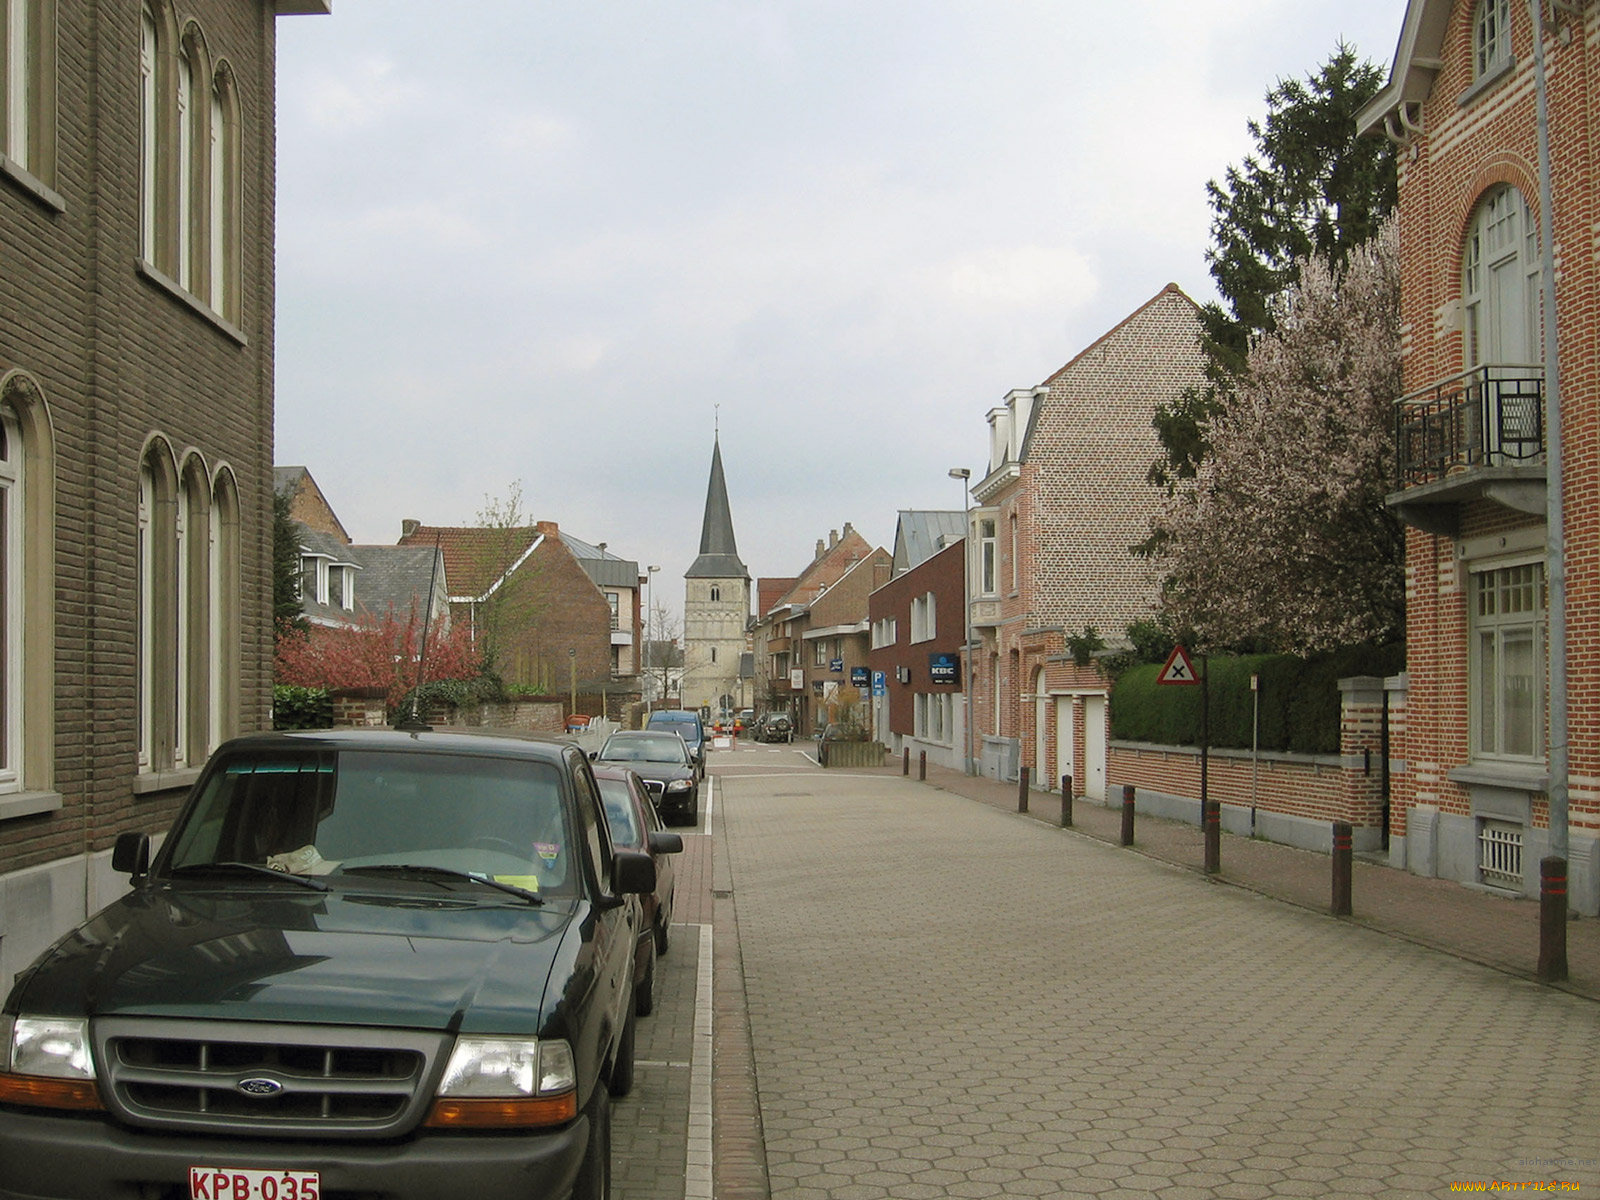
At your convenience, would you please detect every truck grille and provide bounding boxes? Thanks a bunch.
[95,1017,451,1139]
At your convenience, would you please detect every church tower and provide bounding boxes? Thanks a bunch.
[682,436,750,718]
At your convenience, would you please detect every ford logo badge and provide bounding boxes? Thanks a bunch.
[237,1077,284,1097]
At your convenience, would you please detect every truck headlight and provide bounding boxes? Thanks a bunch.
[426,1037,577,1129]
[0,1015,104,1111]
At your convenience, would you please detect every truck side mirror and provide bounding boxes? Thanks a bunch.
[112,832,150,878]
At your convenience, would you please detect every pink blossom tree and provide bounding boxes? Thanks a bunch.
[1152,221,1404,654]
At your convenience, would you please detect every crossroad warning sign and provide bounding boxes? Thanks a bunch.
[1157,644,1199,685]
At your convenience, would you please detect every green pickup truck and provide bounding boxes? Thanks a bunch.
[0,729,654,1200]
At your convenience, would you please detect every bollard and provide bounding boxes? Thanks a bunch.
[1538,857,1569,983]
[902,748,910,776]
[1018,765,1030,813]
[1204,799,1220,874]
[919,751,926,782]
[1120,784,1135,846]
[1060,774,1073,827]
[1331,821,1352,916]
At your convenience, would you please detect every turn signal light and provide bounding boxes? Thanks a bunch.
[424,1091,578,1129]
[0,1072,105,1111]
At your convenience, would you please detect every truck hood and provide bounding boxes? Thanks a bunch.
[9,884,582,1037]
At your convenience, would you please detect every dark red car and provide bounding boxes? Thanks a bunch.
[592,766,682,1016]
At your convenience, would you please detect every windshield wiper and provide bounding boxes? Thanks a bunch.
[340,865,544,905]
[167,862,330,891]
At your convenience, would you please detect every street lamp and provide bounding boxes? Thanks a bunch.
[646,565,661,708]
[949,468,974,776]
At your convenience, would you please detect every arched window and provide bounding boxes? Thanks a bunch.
[208,470,239,751]
[208,65,240,319]
[0,408,19,790]
[1474,0,1511,78]
[1463,185,1540,368]
[140,6,160,263]
[0,373,55,799]
[175,45,195,289]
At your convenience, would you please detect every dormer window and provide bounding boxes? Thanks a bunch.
[1474,0,1510,78]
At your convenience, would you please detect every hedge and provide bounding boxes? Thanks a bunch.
[1110,643,1403,755]
[273,685,333,730]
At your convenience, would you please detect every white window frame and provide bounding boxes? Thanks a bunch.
[978,518,997,595]
[3,0,53,185]
[914,692,952,746]
[871,617,897,649]
[1469,559,1545,762]
[175,49,194,289]
[1463,186,1539,370]
[0,410,20,792]
[137,464,154,771]
[140,8,157,261]
[1474,0,1511,78]
[911,593,936,644]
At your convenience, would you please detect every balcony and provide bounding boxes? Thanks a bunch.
[1389,365,1546,537]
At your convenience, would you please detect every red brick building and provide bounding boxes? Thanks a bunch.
[968,285,1205,798]
[750,524,879,732]
[868,513,967,768]
[398,521,616,704]
[1358,0,1599,913]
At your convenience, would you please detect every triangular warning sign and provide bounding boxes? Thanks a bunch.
[1157,644,1199,685]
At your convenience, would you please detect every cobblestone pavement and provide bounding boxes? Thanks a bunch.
[710,745,1600,1200]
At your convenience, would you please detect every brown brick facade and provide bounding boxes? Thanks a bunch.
[1,1,308,983]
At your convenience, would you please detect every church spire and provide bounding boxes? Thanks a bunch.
[687,436,748,579]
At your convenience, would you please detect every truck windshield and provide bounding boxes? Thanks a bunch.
[161,750,578,898]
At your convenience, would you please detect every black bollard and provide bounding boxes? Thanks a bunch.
[1538,857,1569,983]
[1060,774,1073,827]
[1331,821,1352,916]
[902,748,910,776]
[918,751,926,782]
[1120,784,1135,846]
[1204,799,1220,874]
[1018,765,1030,813]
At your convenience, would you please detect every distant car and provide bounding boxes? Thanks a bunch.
[738,708,755,732]
[595,730,701,826]
[754,713,793,743]
[593,766,683,1017]
[646,709,706,774]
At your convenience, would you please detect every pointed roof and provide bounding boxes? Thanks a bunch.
[686,438,748,579]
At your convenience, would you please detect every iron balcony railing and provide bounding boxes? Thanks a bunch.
[1394,365,1545,489]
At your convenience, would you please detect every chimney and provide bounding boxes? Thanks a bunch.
[536,520,559,537]
[843,522,854,537]
[402,519,420,539]
[829,529,838,549]
[816,539,825,558]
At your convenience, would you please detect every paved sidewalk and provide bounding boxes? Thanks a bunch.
[863,758,1600,1001]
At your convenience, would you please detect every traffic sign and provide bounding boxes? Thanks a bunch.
[1157,644,1199,685]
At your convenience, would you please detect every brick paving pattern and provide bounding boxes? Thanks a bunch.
[715,750,1600,1199]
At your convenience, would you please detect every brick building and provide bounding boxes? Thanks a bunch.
[869,512,968,768]
[750,523,877,731]
[0,1,327,988]
[397,520,620,707]
[1358,0,1600,912]
[798,546,893,737]
[968,284,1205,796]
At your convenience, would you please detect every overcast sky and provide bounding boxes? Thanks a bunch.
[273,1,1406,612]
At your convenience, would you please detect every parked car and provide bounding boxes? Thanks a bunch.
[753,712,794,743]
[645,709,706,774]
[593,766,683,1017]
[0,729,654,1200]
[594,730,701,826]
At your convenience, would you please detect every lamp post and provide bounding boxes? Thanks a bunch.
[646,565,660,709]
[949,468,974,776]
